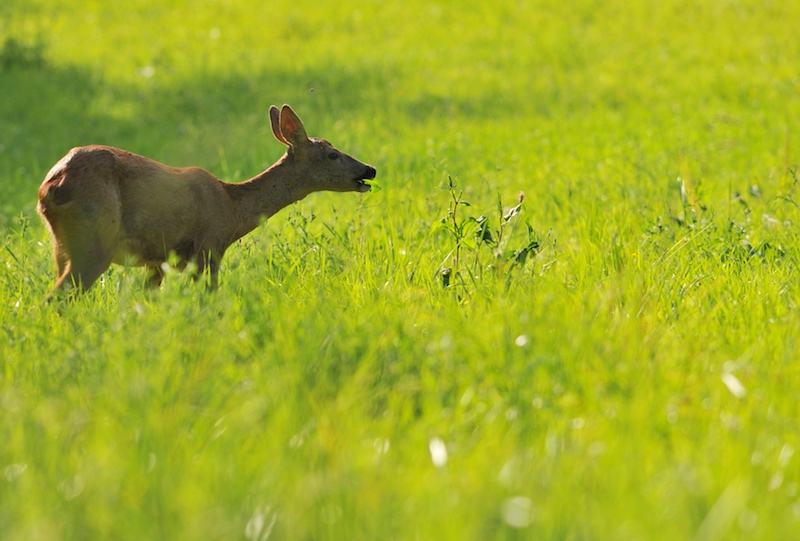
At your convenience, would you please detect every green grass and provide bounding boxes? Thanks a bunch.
[3,0,800,538]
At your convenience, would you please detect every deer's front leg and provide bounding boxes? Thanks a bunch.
[145,264,165,288]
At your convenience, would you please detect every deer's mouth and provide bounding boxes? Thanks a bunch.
[354,166,377,192]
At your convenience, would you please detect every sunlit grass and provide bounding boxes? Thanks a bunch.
[2,0,800,539]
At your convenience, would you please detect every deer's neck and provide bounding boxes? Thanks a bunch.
[224,153,311,241]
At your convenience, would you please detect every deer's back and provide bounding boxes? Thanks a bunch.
[38,145,239,265]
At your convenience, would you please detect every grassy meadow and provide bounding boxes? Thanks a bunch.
[3,0,800,538]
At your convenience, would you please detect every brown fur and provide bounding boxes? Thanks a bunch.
[37,104,376,300]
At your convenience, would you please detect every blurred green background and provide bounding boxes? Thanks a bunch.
[3,1,800,539]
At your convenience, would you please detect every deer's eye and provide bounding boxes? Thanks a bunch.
[328,152,340,161]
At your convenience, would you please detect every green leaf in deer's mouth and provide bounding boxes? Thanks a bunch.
[361,179,381,191]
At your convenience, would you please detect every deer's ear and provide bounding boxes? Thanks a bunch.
[270,106,289,146]
[279,104,309,148]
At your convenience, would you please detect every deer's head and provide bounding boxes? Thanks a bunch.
[270,104,376,193]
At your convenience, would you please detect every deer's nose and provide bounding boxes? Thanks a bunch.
[363,166,377,180]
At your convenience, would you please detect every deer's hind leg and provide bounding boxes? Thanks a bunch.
[53,240,69,278]
[50,224,119,296]
[46,200,122,298]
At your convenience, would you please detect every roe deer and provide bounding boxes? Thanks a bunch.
[37,104,376,300]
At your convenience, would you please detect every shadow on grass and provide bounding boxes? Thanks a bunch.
[0,62,100,220]
[0,34,531,225]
